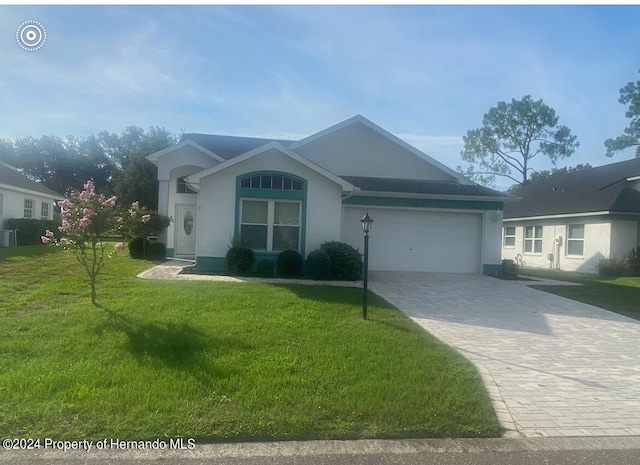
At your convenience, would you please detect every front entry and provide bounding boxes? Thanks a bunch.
[175,204,197,257]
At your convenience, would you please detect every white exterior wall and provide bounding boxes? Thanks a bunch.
[196,148,343,261]
[0,187,56,229]
[610,219,639,258]
[165,165,203,253]
[293,121,457,181]
[502,217,616,274]
[482,209,503,272]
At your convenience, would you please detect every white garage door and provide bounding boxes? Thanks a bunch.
[341,207,483,273]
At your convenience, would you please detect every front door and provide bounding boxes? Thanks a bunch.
[175,204,196,257]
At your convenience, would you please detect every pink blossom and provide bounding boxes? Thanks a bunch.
[84,180,95,192]
[41,236,50,244]
[131,201,139,210]
[112,216,123,224]
[130,210,138,218]
[58,199,71,211]
[82,208,97,218]
[60,237,69,245]
[141,214,151,224]
[60,219,71,231]
[45,229,54,238]
[79,190,90,201]
[104,195,117,207]
[114,242,125,250]
[80,217,92,228]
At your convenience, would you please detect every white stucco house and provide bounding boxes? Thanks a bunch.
[148,115,509,275]
[0,162,62,240]
[502,158,640,273]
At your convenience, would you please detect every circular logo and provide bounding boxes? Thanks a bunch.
[16,20,47,51]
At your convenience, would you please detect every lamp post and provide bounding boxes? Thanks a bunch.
[360,212,373,320]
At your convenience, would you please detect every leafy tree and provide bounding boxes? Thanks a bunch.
[459,95,580,186]
[0,139,17,165]
[605,69,640,157]
[506,163,592,195]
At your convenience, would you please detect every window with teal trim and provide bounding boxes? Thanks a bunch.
[240,174,302,191]
[240,199,300,252]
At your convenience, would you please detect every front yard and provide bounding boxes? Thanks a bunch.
[0,246,500,441]
[521,268,640,321]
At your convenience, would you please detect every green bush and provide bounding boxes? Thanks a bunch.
[128,237,152,260]
[306,249,331,280]
[147,242,167,261]
[256,259,275,278]
[226,246,255,275]
[4,218,60,246]
[629,248,640,276]
[277,249,302,277]
[501,259,518,276]
[598,257,632,277]
[320,241,363,281]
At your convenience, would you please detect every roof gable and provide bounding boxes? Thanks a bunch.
[147,139,225,164]
[0,163,63,199]
[178,133,297,160]
[290,115,473,184]
[505,158,640,219]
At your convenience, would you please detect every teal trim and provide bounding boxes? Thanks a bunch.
[235,171,308,259]
[343,195,503,211]
[166,248,175,258]
[483,264,502,277]
[196,256,227,271]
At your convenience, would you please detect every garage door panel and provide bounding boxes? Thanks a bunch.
[341,207,482,273]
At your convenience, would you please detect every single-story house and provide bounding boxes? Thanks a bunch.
[147,115,509,275]
[502,158,640,273]
[0,162,62,243]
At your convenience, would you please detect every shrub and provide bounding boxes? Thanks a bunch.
[147,242,167,261]
[128,237,152,259]
[501,259,518,276]
[306,249,331,280]
[598,257,632,277]
[256,259,275,278]
[277,249,302,277]
[226,246,255,275]
[320,241,363,281]
[629,248,640,276]
[4,218,60,246]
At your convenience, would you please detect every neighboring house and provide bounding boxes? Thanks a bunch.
[502,158,640,273]
[147,115,509,275]
[0,162,62,232]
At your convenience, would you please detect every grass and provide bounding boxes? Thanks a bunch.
[520,268,640,321]
[0,245,500,441]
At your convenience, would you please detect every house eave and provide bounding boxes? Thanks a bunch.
[0,183,62,200]
[146,140,226,165]
[351,189,511,203]
[503,211,614,222]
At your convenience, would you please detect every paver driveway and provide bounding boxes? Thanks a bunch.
[369,272,640,438]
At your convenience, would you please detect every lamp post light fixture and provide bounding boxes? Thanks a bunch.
[360,212,373,319]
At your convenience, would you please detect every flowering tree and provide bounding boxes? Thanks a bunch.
[42,180,123,305]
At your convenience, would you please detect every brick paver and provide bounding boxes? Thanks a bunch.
[369,271,640,438]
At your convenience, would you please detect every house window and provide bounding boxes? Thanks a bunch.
[41,202,50,220]
[503,226,516,247]
[524,226,543,254]
[24,199,34,218]
[567,224,584,256]
[240,199,300,252]
[240,174,303,191]
[177,176,197,194]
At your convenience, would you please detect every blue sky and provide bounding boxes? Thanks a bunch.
[1,4,639,190]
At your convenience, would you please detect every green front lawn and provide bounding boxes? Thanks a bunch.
[0,246,500,441]
[521,268,640,321]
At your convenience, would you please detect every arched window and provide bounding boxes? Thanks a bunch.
[239,174,303,191]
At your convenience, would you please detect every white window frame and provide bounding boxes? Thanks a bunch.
[239,198,301,252]
[503,226,516,248]
[24,198,34,219]
[41,202,50,220]
[566,224,585,257]
[523,225,543,254]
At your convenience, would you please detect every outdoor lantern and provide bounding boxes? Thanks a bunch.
[360,212,373,319]
[360,212,374,234]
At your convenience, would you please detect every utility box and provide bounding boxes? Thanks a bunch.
[0,230,12,247]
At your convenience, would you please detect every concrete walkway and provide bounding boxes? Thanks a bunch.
[138,262,640,439]
[369,271,640,438]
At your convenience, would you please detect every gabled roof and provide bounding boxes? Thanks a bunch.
[146,139,225,164]
[341,176,509,200]
[0,162,62,199]
[289,115,474,185]
[504,158,640,219]
[187,142,355,192]
[179,133,297,160]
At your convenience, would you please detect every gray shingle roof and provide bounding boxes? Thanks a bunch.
[504,158,640,219]
[180,133,297,160]
[0,163,63,198]
[340,176,508,198]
